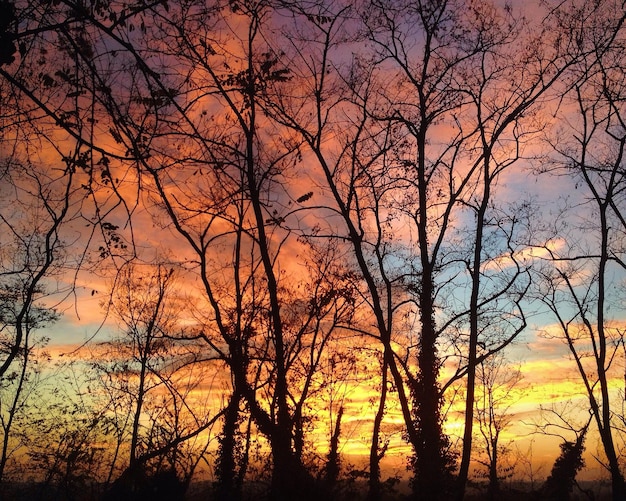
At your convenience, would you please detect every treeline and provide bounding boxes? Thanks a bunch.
[0,0,625,500]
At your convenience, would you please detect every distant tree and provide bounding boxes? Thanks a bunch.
[111,264,176,469]
[13,362,108,500]
[93,263,211,496]
[534,403,593,501]
[540,434,587,501]
[474,354,523,500]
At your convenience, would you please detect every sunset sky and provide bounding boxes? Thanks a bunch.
[38,208,626,482]
[1,0,626,497]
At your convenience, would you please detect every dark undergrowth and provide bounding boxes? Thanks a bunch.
[0,479,615,501]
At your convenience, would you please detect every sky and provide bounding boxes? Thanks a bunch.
[1,0,626,488]
[36,243,626,482]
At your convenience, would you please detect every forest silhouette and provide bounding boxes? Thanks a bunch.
[1,0,626,499]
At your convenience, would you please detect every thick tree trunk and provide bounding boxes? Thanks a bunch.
[413,286,450,501]
[270,434,317,501]
[597,209,625,501]
[215,392,242,501]
[412,122,450,500]
[599,412,625,501]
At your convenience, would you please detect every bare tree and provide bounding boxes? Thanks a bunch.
[265,1,580,499]
[11,360,108,500]
[0,153,76,485]
[3,0,626,497]
[93,262,212,496]
[0,158,73,379]
[536,4,626,497]
[0,303,57,483]
[23,2,362,498]
[474,354,523,500]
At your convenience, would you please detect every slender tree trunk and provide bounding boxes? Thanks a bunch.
[0,329,30,483]
[457,158,490,500]
[488,438,499,501]
[368,355,388,501]
[325,405,343,497]
[244,43,307,497]
[597,208,625,500]
[129,357,147,468]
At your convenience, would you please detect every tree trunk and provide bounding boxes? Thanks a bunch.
[368,356,388,501]
[270,432,317,501]
[413,285,449,500]
[215,391,242,501]
[487,442,499,501]
[597,207,625,501]
[412,119,450,500]
[457,157,490,500]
